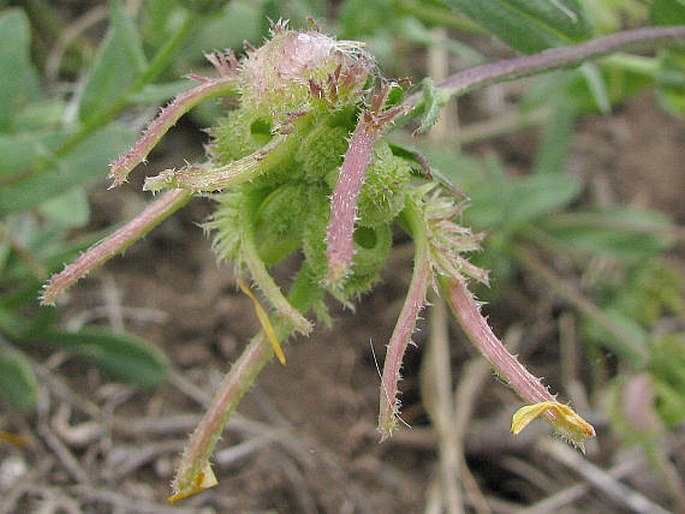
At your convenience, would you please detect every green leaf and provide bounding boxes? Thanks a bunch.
[532,94,577,175]
[0,347,38,411]
[38,187,90,230]
[41,327,168,388]
[444,0,593,53]
[0,125,135,213]
[467,173,580,230]
[543,207,673,262]
[0,9,32,131]
[651,0,685,25]
[581,308,649,364]
[78,0,147,122]
[0,129,72,179]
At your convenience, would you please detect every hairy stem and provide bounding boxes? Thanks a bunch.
[111,76,238,186]
[440,276,553,405]
[241,195,313,336]
[326,112,382,285]
[170,266,321,499]
[41,189,191,305]
[143,136,290,192]
[378,201,431,439]
[406,25,685,109]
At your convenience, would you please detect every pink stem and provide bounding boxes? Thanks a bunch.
[441,276,554,405]
[41,189,191,305]
[109,77,237,187]
[378,238,431,440]
[326,112,381,285]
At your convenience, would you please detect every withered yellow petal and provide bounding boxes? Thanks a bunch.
[0,430,27,447]
[511,400,595,450]
[239,278,287,365]
[168,463,218,504]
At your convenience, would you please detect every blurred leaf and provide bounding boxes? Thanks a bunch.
[444,0,592,53]
[467,173,581,230]
[0,129,71,179]
[580,62,611,114]
[0,9,31,131]
[651,0,685,25]
[78,0,147,122]
[650,336,685,426]
[339,0,393,35]
[0,125,135,213]
[656,52,685,115]
[13,99,66,131]
[542,207,673,262]
[40,327,168,388]
[652,379,685,426]
[173,0,267,66]
[0,347,38,411]
[38,188,90,230]
[582,308,649,364]
[532,94,577,175]
[129,80,194,105]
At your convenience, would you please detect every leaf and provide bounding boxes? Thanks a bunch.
[0,129,72,179]
[467,173,580,230]
[0,9,32,131]
[78,0,147,122]
[0,125,136,213]
[579,62,611,114]
[531,94,577,175]
[444,0,593,53]
[38,187,91,230]
[0,347,38,411]
[651,0,685,25]
[543,207,673,262]
[41,327,168,388]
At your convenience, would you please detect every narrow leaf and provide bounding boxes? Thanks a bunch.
[651,0,685,26]
[78,0,147,122]
[444,0,592,54]
[0,125,135,213]
[40,327,168,388]
[0,9,31,131]
[0,347,38,411]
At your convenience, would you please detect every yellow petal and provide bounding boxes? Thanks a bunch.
[0,430,27,447]
[168,464,218,504]
[511,400,595,451]
[239,278,287,365]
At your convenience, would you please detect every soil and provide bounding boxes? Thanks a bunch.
[2,60,685,514]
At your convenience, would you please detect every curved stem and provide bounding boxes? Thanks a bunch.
[41,189,191,305]
[170,266,322,500]
[241,197,313,336]
[112,76,238,186]
[142,135,288,192]
[378,200,431,439]
[406,25,685,109]
[440,275,553,405]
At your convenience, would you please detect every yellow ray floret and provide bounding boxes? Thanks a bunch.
[239,278,287,365]
[511,400,596,451]
[168,464,218,504]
